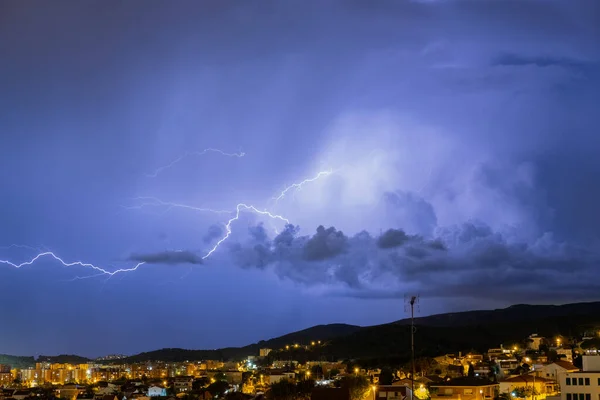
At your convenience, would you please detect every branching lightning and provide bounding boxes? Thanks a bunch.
[202,204,289,259]
[272,169,334,204]
[3,153,335,278]
[147,148,245,178]
[0,251,145,277]
[0,244,44,252]
[122,197,233,215]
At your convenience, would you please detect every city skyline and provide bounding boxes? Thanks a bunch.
[1,0,599,356]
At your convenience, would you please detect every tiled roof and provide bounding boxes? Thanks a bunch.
[553,361,578,371]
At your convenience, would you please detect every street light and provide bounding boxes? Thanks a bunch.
[372,385,377,400]
[354,368,359,375]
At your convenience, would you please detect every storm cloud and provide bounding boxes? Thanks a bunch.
[1,0,599,355]
[222,194,600,302]
[128,250,203,265]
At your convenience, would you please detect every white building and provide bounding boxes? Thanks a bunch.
[538,361,579,389]
[560,356,600,400]
[147,386,167,397]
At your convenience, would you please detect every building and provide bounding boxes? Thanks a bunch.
[0,373,12,385]
[260,349,272,357]
[528,335,545,351]
[538,361,579,386]
[560,356,600,400]
[556,350,574,363]
[430,377,499,400]
[266,370,295,385]
[499,375,558,400]
[146,387,167,397]
[172,376,194,392]
[56,384,81,400]
[376,385,410,400]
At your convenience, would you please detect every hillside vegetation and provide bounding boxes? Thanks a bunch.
[4,302,600,366]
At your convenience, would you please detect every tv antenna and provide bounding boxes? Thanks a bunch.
[405,294,420,400]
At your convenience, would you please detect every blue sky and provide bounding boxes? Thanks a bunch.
[0,0,599,357]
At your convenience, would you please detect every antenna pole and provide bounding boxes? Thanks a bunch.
[410,295,416,400]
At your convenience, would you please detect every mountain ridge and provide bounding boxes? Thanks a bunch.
[2,301,599,367]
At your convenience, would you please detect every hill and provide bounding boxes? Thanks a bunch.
[4,301,600,366]
[37,354,91,364]
[395,302,600,328]
[119,323,360,363]
[0,354,35,369]
[119,301,600,364]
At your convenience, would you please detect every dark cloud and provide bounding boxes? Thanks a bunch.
[226,217,600,302]
[128,250,203,265]
[203,225,223,244]
[302,225,347,261]
[377,229,410,249]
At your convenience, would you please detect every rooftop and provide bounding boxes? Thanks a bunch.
[431,377,498,387]
[500,375,552,383]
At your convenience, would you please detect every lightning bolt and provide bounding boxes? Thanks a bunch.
[122,197,233,215]
[0,251,145,277]
[2,166,333,278]
[0,244,45,252]
[202,204,289,259]
[147,148,245,178]
[272,169,334,204]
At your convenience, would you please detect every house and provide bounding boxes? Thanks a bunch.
[467,354,485,364]
[499,375,558,400]
[172,376,193,392]
[265,370,295,385]
[377,385,411,400]
[447,365,465,378]
[528,335,545,351]
[538,361,579,389]
[147,386,167,397]
[556,349,574,363]
[430,377,499,400]
[311,387,350,400]
[560,356,600,400]
[96,383,120,395]
[55,385,81,400]
[498,360,520,376]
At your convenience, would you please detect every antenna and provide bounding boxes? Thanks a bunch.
[405,294,420,400]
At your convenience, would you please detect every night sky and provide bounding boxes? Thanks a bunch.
[1,1,599,358]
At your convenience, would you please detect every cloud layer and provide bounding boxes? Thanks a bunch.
[222,189,599,302]
[129,250,203,265]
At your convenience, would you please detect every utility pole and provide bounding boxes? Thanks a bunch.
[411,296,416,400]
[405,295,419,400]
